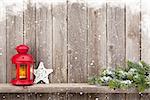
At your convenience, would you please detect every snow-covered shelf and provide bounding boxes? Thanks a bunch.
[0,83,149,93]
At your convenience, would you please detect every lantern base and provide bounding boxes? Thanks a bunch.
[11,79,33,86]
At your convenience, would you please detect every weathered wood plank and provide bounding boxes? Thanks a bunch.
[24,93,37,100]
[126,93,140,100]
[9,94,25,100]
[52,93,67,100]
[88,93,108,100]
[68,93,87,100]
[0,83,147,93]
[141,0,150,63]
[68,0,87,83]
[52,2,67,83]
[6,0,24,82]
[0,94,9,100]
[87,3,106,77]
[67,0,87,100]
[126,0,141,62]
[140,94,150,100]
[35,3,53,79]
[107,94,125,100]
[106,1,126,68]
[37,93,53,100]
[24,0,36,59]
[0,1,6,83]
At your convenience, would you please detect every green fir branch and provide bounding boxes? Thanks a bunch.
[88,61,150,92]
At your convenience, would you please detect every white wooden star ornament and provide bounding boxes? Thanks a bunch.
[34,62,53,84]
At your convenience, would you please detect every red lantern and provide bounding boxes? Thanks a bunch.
[11,45,34,85]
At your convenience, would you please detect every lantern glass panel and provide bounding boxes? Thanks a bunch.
[11,64,16,80]
[30,64,34,80]
[19,64,27,79]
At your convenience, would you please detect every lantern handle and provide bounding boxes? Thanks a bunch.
[16,45,29,54]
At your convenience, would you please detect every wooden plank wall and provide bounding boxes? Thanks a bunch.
[1,0,150,100]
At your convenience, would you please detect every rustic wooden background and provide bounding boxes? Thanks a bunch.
[0,0,150,100]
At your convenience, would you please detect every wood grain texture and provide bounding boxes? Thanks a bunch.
[106,1,126,68]
[35,4,53,80]
[107,94,125,100]
[6,0,24,82]
[140,94,150,100]
[24,93,37,100]
[37,93,53,100]
[0,83,146,94]
[9,94,25,100]
[0,94,9,100]
[68,93,87,100]
[52,2,67,83]
[87,4,107,77]
[126,93,140,100]
[88,93,108,100]
[141,0,150,64]
[0,3,6,83]
[24,0,36,59]
[126,0,141,62]
[67,0,87,83]
[52,93,67,100]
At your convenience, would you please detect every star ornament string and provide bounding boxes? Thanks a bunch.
[34,62,53,84]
